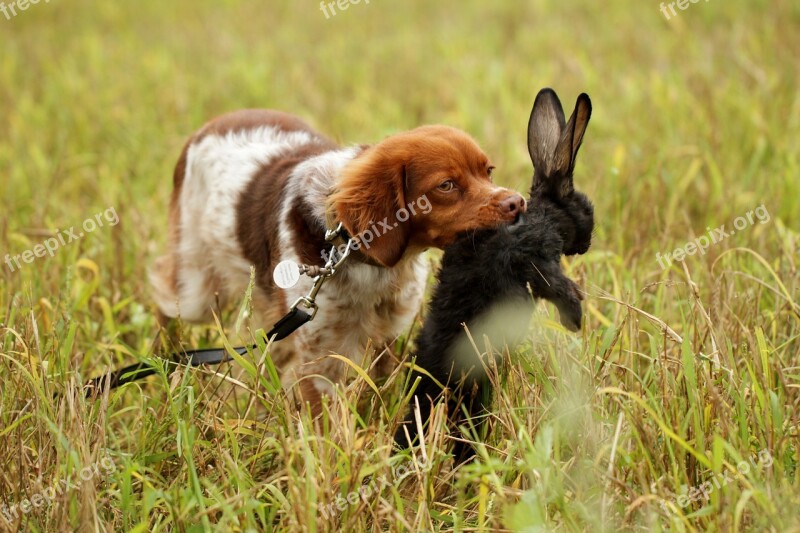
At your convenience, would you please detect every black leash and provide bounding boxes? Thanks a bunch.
[84,223,355,396]
[83,306,313,394]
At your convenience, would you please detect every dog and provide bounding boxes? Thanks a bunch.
[395,89,594,460]
[149,109,526,409]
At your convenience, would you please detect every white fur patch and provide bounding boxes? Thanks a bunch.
[172,126,313,321]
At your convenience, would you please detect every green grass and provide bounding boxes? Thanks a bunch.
[1,0,799,530]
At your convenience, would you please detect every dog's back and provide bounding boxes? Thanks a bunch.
[150,110,338,323]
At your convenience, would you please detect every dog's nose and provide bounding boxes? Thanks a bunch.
[501,194,526,216]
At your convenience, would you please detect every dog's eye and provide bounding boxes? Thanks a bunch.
[437,180,456,192]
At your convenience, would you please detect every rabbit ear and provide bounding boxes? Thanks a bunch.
[552,93,592,194]
[528,88,567,182]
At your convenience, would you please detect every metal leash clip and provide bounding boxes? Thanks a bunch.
[323,222,354,273]
[286,223,355,321]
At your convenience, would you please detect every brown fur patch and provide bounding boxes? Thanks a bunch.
[235,142,335,295]
[288,195,328,267]
[297,378,325,418]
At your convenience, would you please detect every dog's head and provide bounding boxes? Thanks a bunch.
[329,126,526,267]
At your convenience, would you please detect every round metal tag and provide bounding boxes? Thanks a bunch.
[273,260,301,289]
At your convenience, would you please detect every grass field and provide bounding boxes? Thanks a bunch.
[1,0,799,531]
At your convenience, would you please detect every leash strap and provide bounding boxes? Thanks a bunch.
[84,309,311,394]
[268,306,313,341]
[84,346,254,392]
[84,224,352,396]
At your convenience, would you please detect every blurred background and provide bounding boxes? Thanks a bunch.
[2,0,797,238]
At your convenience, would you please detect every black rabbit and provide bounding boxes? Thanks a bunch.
[395,89,594,460]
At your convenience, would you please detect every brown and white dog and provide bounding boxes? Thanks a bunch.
[149,109,526,408]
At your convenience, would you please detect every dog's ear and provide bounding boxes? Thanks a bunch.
[329,148,411,267]
[528,89,592,198]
